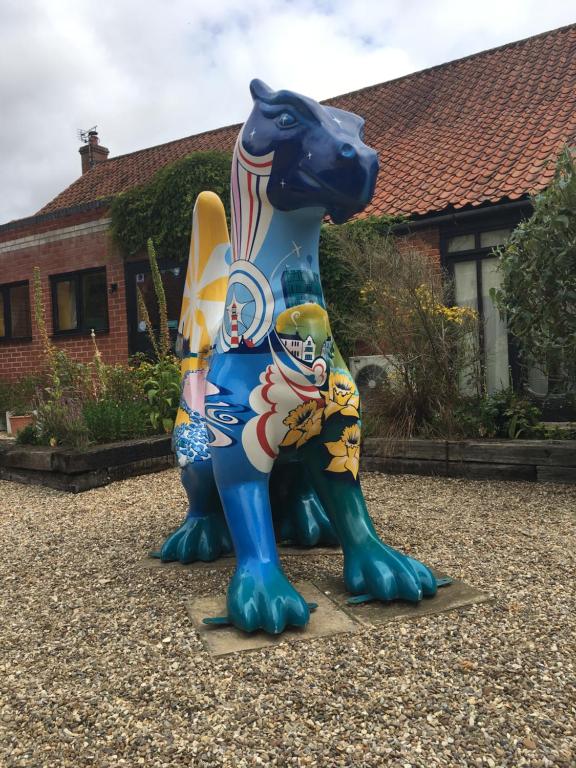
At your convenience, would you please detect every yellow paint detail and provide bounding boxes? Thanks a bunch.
[275,303,329,335]
[178,190,230,359]
[200,276,229,302]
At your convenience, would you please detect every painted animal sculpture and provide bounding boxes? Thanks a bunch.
[159,79,437,634]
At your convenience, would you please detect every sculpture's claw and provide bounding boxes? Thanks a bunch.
[346,593,376,605]
[158,515,232,564]
[203,602,317,629]
[202,616,232,626]
[227,564,310,635]
[344,540,437,603]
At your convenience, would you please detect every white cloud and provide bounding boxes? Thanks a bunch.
[0,0,574,223]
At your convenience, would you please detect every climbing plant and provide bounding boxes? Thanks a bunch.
[110,151,232,261]
[491,146,576,389]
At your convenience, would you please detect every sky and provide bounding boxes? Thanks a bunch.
[0,0,574,225]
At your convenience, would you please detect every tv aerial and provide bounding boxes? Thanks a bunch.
[78,126,98,144]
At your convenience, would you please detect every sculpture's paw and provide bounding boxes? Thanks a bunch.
[156,515,232,564]
[291,500,339,548]
[344,540,437,603]
[227,564,310,634]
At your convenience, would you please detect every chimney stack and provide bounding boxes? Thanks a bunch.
[79,129,109,174]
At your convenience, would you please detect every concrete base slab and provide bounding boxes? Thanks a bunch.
[187,581,358,656]
[142,545,342,571]
[314,572,492,627]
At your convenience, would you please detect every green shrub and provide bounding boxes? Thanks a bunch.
[142,356,181,433]
[35,396,90,448]
[83,399,151,443]
[491,146,576,391]
[454,389,544,439]
[15,423,40,445]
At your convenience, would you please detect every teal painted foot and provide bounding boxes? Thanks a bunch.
[344,539,437,603]
[226,563,310,634]
[156,515,232,564]
[291,498,339,547]
[271,462,338,547]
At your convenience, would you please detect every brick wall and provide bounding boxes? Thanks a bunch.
[0,208,443,383]
[0,210,129,382]
[397,226,441,265]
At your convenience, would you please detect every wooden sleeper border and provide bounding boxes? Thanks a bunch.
[0,436,573,492]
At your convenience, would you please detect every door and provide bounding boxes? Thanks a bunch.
[125,260,186,356]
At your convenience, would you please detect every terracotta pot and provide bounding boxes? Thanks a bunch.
[9,414,34,436]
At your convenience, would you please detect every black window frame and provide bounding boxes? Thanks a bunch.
[440,210,529,390]
[50,267,109,336]
[0,280,32,342]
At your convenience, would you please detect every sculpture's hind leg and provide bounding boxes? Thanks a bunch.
[271,459,338,547]
[300,422,437,602]
[155,459,232,563]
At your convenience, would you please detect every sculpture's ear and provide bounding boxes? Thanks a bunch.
[250,79,275,104]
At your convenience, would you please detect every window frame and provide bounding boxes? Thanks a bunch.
[0,280,32,342]
[440,215,524,390]
[50,267,109,336]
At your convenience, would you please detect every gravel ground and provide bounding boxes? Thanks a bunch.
[0,469,574,768]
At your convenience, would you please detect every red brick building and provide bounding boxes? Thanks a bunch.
[1,24,575,389]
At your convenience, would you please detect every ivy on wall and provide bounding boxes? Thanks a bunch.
[110,151,232,262]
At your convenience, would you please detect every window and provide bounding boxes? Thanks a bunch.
[0,281,32,340]
[51,268,108,334]
[445,228,512,394]
[135,267,182,333]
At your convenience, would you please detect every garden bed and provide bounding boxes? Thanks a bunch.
[362,437,576,484]
[0,434,174,492]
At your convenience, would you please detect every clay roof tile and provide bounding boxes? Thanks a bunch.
[36,23,576,220]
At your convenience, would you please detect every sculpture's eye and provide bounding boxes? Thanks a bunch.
[276,111,298,129]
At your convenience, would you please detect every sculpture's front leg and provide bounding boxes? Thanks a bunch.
[211,449,310,634]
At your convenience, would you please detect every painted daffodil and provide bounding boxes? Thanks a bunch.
[324,369,360,419]
[325,423,361,479]
[280,401,324,448]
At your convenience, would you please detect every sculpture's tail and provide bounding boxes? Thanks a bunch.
[173,192,230,463]
[176,191,230,362]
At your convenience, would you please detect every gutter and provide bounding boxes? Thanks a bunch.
[392,198,532,233]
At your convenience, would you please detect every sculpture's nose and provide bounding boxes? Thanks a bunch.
[338,143,356,160]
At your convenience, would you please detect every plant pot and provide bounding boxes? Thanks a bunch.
[8,414,34,437]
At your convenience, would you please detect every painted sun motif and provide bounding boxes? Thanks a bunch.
[178,192,230,362]
[325,423,361,479]
[324,369,360,419]
[280,401,324,448]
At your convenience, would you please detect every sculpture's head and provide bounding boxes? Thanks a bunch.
[239,79,379,224]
